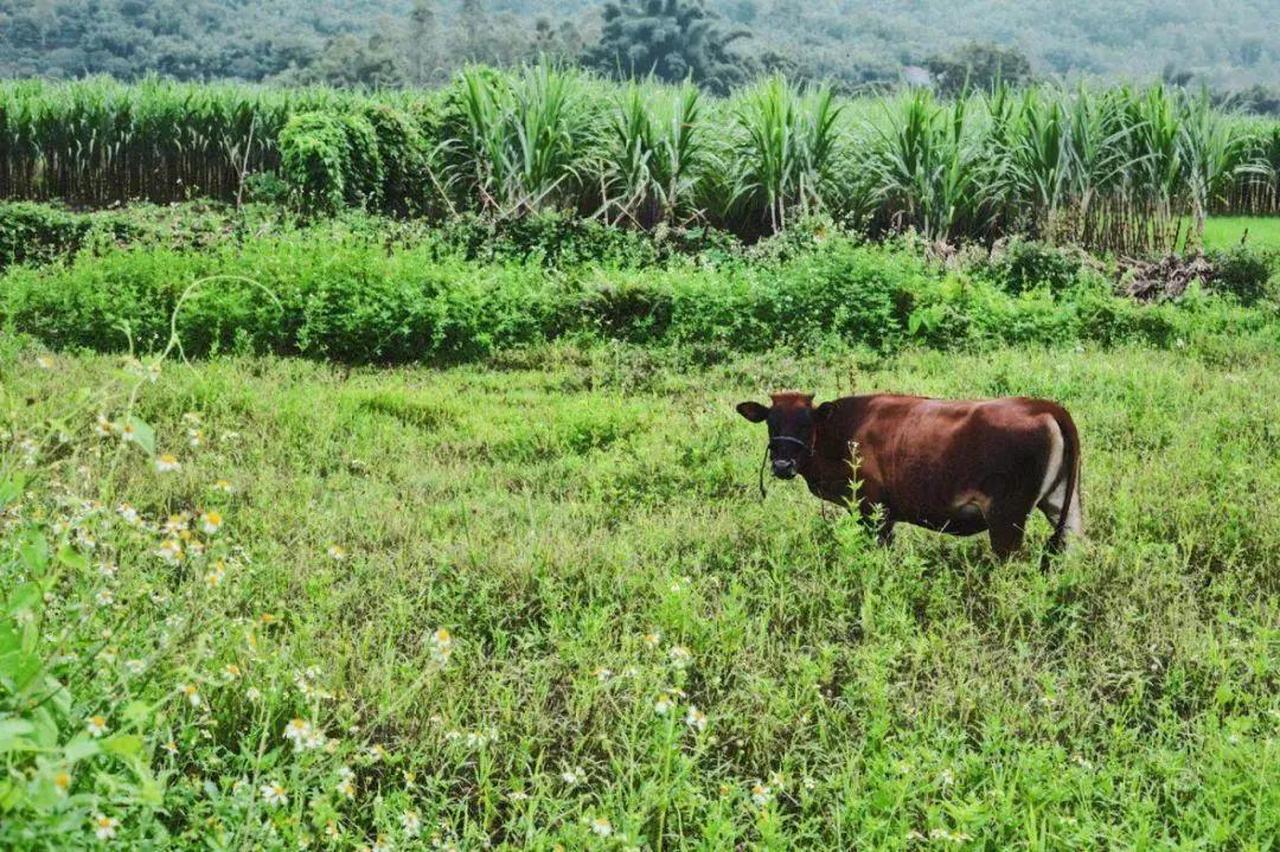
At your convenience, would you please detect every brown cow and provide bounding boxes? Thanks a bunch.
[736,391,1082,556]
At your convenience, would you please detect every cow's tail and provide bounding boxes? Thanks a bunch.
[1048,408,1082,553]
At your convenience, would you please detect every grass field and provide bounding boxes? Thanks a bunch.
[1203,216,1280,250]
[5,337,1280,848]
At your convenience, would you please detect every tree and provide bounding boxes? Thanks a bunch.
[587,0,752,94]
[407,0,438,85]
[461,0,485,62]
[925,43,1034,97]
[532,17,582,62]
[275,34,401,89]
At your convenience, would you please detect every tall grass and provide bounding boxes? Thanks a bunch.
[599,82,704,227]
[723,77,845,235]
[440,65,598,217]
[4,70,1280,252]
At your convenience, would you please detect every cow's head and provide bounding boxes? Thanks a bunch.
[736,392,832,480]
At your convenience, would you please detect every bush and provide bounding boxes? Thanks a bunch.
[435,212,662,267]
[0,203,95,269]
[1208,245,1276,304]
[979,238,1100,295]
[278,112,351,215]
[2,230,1272,364]
[362,104,430,215]
[0,202,243,271]
[339,113,384,210]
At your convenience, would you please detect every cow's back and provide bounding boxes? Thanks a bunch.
[821,395,1069,529]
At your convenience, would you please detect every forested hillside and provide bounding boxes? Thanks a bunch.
[2,0,1279,103]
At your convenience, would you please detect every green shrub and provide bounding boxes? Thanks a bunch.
[339,113,384,210]
[0,202,94,269]
[240,171,293,206]
[362,104,429,215]
[2,231,1274,364]
[278,112,350,215]
[1208,245,1276,304]
[981,238,1099,295]
[0,201,298,271]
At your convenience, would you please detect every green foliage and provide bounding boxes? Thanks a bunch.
[1206,244,1277,304]
[2,227,1274,364]
[600,82,705,226]
[0,201,258,272]
[278,112,351,214]
[0,202,99,269]
[865,90,988,241]
[361,104,429,215]
[980,237,1100,295]
[723,77,845,235]
[440,64,600,217]
[7,0,1280,102]
[925,42,1035,97]
[588,0,751,94]
[4,74,1280,249]
[0,76,343,206]
[338,113,384,209]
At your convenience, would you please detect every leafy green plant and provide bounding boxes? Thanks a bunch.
[1208,244,1276,303]
[3,227,1272,364]
[278,112,351,215]
[724,76,844,235]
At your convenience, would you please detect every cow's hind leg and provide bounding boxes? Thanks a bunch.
[985,479,1040,559]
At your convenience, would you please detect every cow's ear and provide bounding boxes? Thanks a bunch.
[736,401,769,423]
[814,401,835,423]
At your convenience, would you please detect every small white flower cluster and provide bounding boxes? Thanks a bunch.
[293,668,335,701]
[177,683,202,708]
[906,828,973,843]
[684,705,707,732]
[751,783,773,807]
[654,686,686,716]
[92,814,120,840]
[260,781,288,807]
[335,766,356,799]
[428,627,453,665]
[283,718,327,752]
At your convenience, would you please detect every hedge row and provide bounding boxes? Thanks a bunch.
[3,232,1273,364]
[0,201,249,272]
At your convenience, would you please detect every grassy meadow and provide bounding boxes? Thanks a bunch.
[5,334,1280,848]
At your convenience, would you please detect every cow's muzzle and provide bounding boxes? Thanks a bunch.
[772,458,798,479]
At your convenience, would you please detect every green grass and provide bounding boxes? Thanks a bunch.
[4,338,1280,848]
[1203,216,1280,250]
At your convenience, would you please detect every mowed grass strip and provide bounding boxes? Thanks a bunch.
[5,343,1280,847]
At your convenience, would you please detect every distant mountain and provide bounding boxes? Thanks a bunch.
[2,0,1277,92]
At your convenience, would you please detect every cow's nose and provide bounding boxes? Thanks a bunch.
[772,459,796,478]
